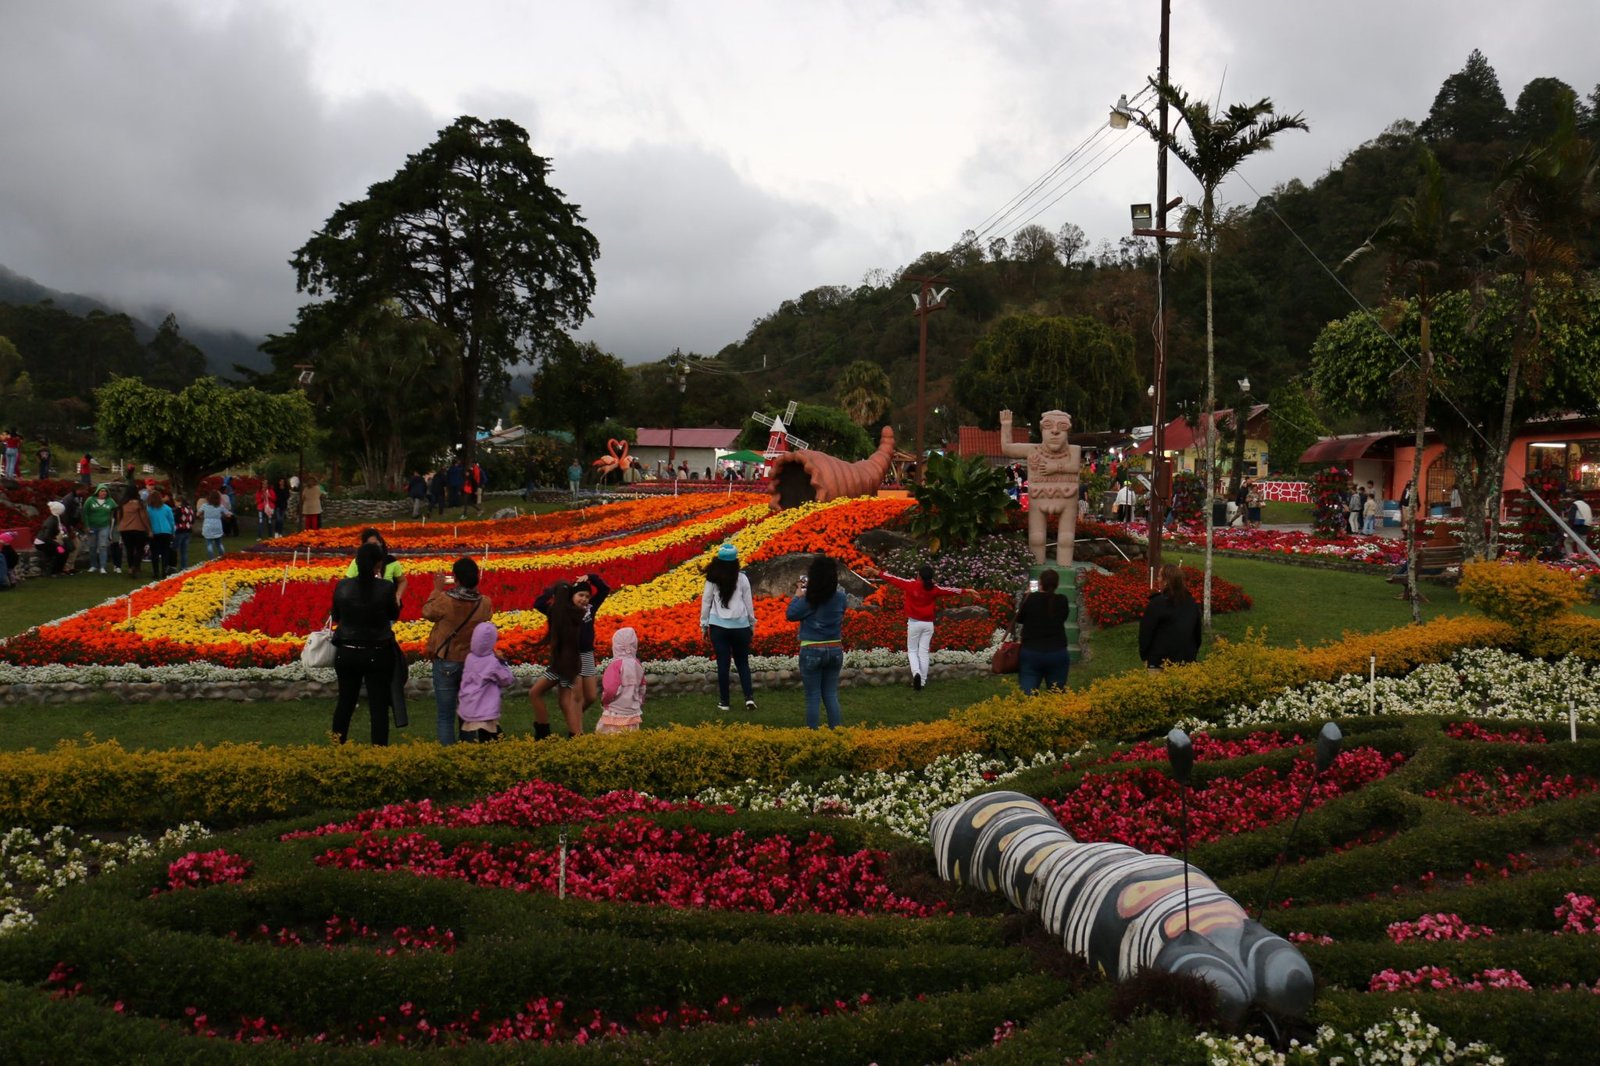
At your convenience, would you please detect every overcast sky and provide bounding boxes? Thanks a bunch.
[2,1,1596,363]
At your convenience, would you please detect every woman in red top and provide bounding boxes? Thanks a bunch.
[862,564,968,691]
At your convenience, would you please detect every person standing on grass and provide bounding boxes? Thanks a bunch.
[329,541,399,746]
[445,458,465,511]
[83,484,117,573]
[254,482,274,541]
[456,621,514,743]
[1139,563,1203,671]
[597,626,647,734]
[116,489,151,578]
[33,500,69,577]
[2,429,18,478]
[196,490,231,559]
[700,542,757,712]
[407,470,428,518]
[568,460,582,498]
[429,467,447,516]
[1013,568,1072,695]
[35,439,51,480]
[344,527,407,605]
[1362,490,1379,536]
[421,556,494,746]
[145,489,175,581]
[272,477,291,537]
[300,476,324,531]
[860,562,969,691]
[171,493,195,570]
[786,555,847,730]
[530,580,586,738]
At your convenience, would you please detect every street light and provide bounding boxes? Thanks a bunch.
[1110,0,1174,588]
[293,364,315,531]
[666,349,688,475]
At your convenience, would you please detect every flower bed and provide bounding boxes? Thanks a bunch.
[6,660,1598,1060]
[1080,558,1252,626]
[0,494,981,669]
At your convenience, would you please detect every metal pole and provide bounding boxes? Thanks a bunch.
[917,282,929,479]
[1148,0,1171,587]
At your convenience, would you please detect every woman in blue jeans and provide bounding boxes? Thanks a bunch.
[700,541,757,711]
[1014,567,1072,694]
[786,555,847,729]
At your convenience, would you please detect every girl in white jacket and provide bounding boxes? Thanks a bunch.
[700,541,757,712]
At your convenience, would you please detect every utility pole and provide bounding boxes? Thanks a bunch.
[908,275,949,482]
[1150,0,1172,585]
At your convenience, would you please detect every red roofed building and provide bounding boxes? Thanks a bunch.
[953,425,1026,465]
[1130,404,1272,479]
[631,427,743,478]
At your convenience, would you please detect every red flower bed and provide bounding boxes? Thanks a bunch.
[1424,766,1600,815]
[281,780,712,839]
[315,818,942,918]
[1079,559,1251,627]
[1072,731,1309,768]
[157,849,253,894]
[1039,747,1404,853]
[1443,722,1548,745]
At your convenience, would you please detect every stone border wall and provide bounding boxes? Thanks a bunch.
[0,661,995,706]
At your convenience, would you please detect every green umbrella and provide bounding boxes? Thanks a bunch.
[721,449,768,464]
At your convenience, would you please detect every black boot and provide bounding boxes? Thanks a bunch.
[533,721,552,741]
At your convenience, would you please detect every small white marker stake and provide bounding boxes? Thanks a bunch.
[281,564,289,595]
[1368,655,1376,716]
[126,596,132,623]
[1572,701,1580,743]
[484,543,489,564]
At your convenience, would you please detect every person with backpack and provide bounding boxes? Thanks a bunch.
[421,557,494,745]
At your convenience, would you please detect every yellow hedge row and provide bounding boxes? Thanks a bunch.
[1459,561,1585,633]
[0,614,1529,829]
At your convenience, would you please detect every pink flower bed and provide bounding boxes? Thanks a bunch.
[1369,966,1535,992]
[1424,766,1600,815]
[1040,747,1405,854]
[157,849,253,894]
[1386,913,1494,942]
[1444,721,1548,745]
[1072,731,1310,768]
[313,818,942,918]
[233,915,459,955]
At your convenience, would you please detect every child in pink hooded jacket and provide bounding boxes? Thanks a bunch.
[597,626,646,734]
[457,621,514,742]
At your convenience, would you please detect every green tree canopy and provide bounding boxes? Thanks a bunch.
[1421,49,1511,144]
[95,376,312,502]
[834,359,892,428]
[1310,278,1600,555]
[1262,378,1327,476]
[954,312,1139,431]
[739,402,871,460]
[518,336,630,457]
[291,116,600,465]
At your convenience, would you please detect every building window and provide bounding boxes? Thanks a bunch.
[1526,439,1600,491]
[1425,461,1457,506]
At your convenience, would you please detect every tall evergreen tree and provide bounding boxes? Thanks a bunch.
[1421,49,1511,143]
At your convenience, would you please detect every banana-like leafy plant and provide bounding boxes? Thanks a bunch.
[908,453,1015,553]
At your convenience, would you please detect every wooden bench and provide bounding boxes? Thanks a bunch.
[1387,543,1465,598]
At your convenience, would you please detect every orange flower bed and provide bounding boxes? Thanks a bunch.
[2,495,1004,668]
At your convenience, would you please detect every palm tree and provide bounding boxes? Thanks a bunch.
[1343,148,1478,620]
[1488,99,1599,557]
[1139,80,1307,628]
[835,360,893,429]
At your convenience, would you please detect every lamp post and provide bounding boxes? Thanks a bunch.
[908,275,949,483]
[1110,0,1175,587]
[666,348,688,475]
[293,363,315,532]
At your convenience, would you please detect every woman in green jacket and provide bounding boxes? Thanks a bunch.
[82,484,118,574]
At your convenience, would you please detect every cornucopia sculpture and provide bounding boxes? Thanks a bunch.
[768,426,895,509]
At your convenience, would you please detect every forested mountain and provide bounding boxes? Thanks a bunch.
[651,52,1599,444]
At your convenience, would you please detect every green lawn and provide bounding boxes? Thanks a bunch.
[0,547,1490,753]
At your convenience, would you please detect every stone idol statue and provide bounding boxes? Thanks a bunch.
[999,409,1080,566]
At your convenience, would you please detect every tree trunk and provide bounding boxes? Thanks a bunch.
[1202,247,1216,630]
[1487,268,1537,560]
[1405,305,1430,623]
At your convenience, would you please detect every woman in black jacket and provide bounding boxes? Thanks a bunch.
[1138,564,1202,669]
[1014,568,1072,694]
[330,542,400,744]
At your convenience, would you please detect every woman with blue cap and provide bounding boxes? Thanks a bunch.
[700,541,757,712]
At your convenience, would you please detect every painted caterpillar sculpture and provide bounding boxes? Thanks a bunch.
[929,791,1314,1026]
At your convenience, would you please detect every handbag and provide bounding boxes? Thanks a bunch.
[990,593,1023,674]
[301,618,336,669]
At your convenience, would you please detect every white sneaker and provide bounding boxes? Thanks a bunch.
[113,566,122,574]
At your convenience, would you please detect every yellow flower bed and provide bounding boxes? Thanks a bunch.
[0,614,1526,830]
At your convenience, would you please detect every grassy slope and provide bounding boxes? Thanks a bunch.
[0,545,1487,752]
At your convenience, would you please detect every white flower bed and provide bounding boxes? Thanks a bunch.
[1180,648,1600,733]
[0,822,211,936]
[1197,1009,1503,1065]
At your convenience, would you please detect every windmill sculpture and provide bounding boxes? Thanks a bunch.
[752,401,809,457]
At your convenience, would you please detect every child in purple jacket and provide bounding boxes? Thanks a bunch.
[458,621,514,742]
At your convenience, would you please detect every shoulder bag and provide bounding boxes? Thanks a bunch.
[990,594,1023,674]
[301,616,336,669]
